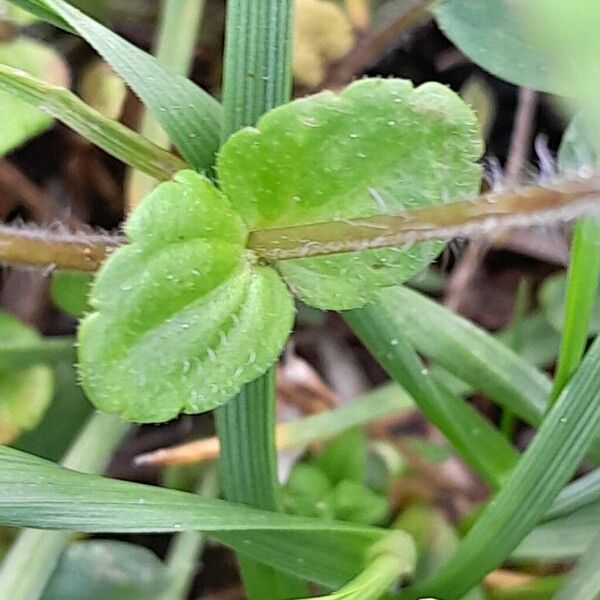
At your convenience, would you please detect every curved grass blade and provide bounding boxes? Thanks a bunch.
[0,63,186,179]
[0,444,415,590]
[400,335,600,599]
[0,413,128,600]
[378,286,550,426]
[345,305,518,488]
[10,0,222,170]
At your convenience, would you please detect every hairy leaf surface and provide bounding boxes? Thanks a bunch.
[219,78,482,309]
[78,171,294,423]
[80,80,482,421]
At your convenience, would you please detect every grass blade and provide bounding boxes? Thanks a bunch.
[345,305,518,488]
[127,0,205,210]
[0,444,415,589]
[0,413,128,600]
[513,502,600,562]
[401,335,600,599]
[550,218,600,405]
[0,64,186,179]
[379,286,550,425]
[10,0,222,170]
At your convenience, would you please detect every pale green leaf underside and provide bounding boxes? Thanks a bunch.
[78,171,294,423]
[0,37,68,156]
[42,541,171,600]
[433,0,565,95]
[0,444,415,589]
[0,312,53,442]
[219,78,482,309]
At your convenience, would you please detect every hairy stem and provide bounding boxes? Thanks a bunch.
[1,175,599,271]
[0,224,121,271]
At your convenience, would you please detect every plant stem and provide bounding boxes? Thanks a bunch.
[2,175,600,272]
[216,1,301,598]
[0,412,128,600]
[0,223,121,271]
[126,0,204,210]
[248,175,600,261]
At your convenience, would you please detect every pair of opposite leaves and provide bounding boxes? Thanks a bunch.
[79,79,482,423]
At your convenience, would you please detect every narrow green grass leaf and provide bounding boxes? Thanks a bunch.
[379,285,550,425]
[0,63,186,179]
[221,0,294,142]
[344,305,518,488]
[401,335,600,600]
[0,413,128,600]
[546,468,600,520]
[550,219,600,405]
[549,115,600,404]
[127,0,205,210]
[549,531,600,600]
[216,2,303,597]
[10,0,222,170]
[0,445,415,589]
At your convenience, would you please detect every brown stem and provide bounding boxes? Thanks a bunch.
[248,176,600,261]
[0,224,121,271]
[0,175,599,271]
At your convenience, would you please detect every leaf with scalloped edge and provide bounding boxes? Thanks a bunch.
[0,312,53,443]
[78,170,294,423]
[218,78,482,310]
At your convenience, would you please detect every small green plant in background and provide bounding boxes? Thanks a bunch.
[0,1,598,599]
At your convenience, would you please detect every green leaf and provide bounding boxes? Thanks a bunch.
[51,272,92,319]
[0,37,68,156]
[218,78,482,309]
[0,63,186,179]
[0,312,53,444]
[433,0,564,94]
[78,170,294,423]
[9,0,222,170]
[42,541,170,600]
[0,444,416,589]
[325,480,388,526]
